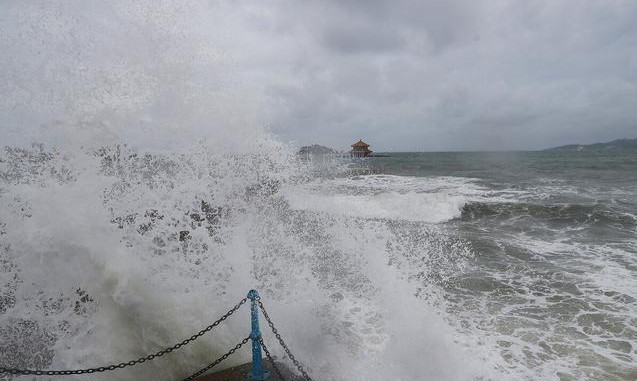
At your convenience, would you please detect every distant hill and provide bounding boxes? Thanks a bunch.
[298,144,337,156]
[545,138,637,152]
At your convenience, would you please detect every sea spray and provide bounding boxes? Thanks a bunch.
[1,1,503,379]
[0,143,500,381]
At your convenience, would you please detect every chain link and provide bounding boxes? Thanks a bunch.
[0,297,248,376]
[259,337,286,381]
[257,299,313,381]
[181,337,250,381]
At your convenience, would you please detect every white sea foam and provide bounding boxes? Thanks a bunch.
[453,231,637,380]
[283,190,466,223]
[282,174,506,223]
[329,174,490,196]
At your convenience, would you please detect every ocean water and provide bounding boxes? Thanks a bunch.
[1,147,635,381]
[345,151,637,380]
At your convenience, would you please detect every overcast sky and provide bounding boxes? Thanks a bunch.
[2,0,637,151]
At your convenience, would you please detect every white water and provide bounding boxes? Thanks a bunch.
[283,189,466,223]
[0,144,505,381]
[280,173,524,223]
[0,2,515,380]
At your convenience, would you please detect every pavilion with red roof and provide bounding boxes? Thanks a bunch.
[351,139,372,157]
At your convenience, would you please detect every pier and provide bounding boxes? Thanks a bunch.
[196,362,302,381]
[0,290,312,381]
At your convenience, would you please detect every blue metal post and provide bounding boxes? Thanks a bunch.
[247,290,270,380]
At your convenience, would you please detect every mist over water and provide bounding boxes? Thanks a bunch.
[1,0,264,151]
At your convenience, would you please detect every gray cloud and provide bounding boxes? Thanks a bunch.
[1,0,636,151]
[254,0,637,151]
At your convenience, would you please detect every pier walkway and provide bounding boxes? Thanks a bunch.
[197,362,303,381]
[0,290,312,381]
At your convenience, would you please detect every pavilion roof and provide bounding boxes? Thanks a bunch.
[351,139,370,147]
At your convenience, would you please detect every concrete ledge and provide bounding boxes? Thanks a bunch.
[195,362,303,381]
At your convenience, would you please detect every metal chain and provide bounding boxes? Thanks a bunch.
[259,337,286,381]
[0,297,248,376]
[181,337,250,381]
[257,299,313,381]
